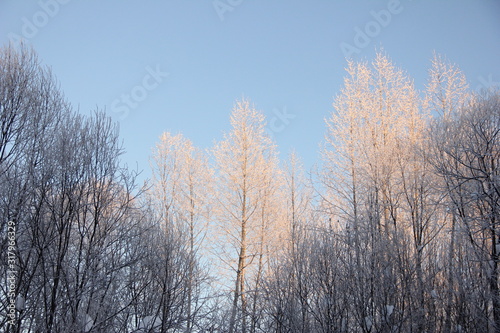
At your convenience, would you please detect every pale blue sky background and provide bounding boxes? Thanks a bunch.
[1,0,499,182]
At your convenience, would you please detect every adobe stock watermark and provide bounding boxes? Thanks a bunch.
[8,0,71,44]
[213,0,243,22]
[266,106,296,139]
[476,74,499,92]
[6,220,19,328]
[111,65,169,120]
[340,0,403,58]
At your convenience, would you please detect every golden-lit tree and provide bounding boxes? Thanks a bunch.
[212,99,282,333]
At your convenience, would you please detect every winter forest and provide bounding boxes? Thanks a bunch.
[1,43,500,333]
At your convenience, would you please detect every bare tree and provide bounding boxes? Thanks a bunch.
[0,45,151,333]
[0,43,70,332]
[431,90,500,333]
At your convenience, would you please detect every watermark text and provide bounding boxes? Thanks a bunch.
[6,220,18,327]
[8,0,72,44]
[111,65,169,120]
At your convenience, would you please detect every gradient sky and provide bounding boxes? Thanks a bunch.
[1,0,499,183]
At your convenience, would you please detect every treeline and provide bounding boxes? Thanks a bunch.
[0,44,499,333]
[0,45,214,332]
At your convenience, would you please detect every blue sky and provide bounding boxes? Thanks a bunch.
[1,0,499,182]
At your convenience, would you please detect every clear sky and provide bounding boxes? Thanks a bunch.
[1,0,499,182]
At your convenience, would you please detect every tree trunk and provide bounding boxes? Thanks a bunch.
[229,208,248,333]
[444,211,456,333]
[490,223,500,333]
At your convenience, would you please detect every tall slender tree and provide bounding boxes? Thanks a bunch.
[149,132,211,332]
[212,99,281,333]
[426,54,472,332]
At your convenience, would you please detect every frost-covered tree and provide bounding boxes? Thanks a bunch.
[425,54,480,332]
[321,52,443,331]
[0,43,74,332]
[431,89,500,333]
[212,99,282,333]
[283,151,313,250]
[148,132,212,332]
[0,44,173,333]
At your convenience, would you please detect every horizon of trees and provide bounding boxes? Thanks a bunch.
[1,43,499,333]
